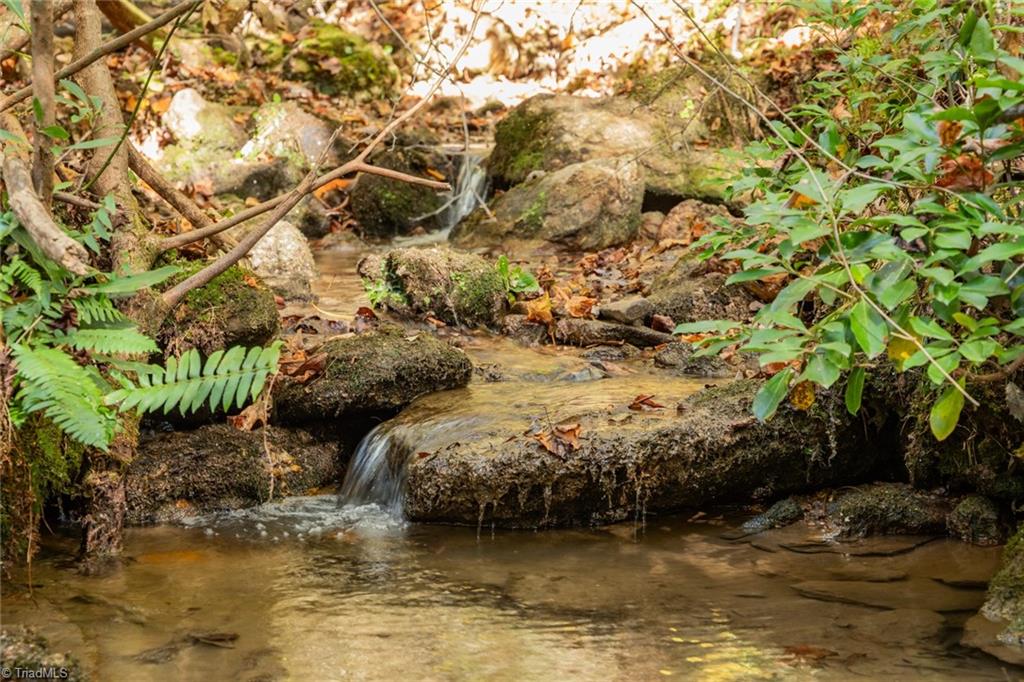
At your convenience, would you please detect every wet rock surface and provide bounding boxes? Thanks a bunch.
[947,495,1003,546]
[350,147,449,237]
[127,425,341,524]
[357,246,507,327]
[451,158,644,251]
[824,483,951,538]
[0,627,84,681]
[403,378,892,527]
[965,525,1024,664]
[273,325,472,424]
[646,255,757,324]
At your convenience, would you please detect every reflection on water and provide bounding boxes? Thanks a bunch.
[3,502,1011,681]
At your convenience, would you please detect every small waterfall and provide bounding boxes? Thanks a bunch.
[339,424,407,516]
[442,151,489,230]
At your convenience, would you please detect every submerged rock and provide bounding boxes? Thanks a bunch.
[158,263,280,355]
[0,627,84,681]
[126,425,340,524]
[741,497,804,534]
[357,247,507,327]
[247,220,317,301]
[825,483,950,538]
[486,94,734,199]
[653,342,735,378]
[404,378,892,527]
[451,158,643,251]
[947,495,1003,546]
[273,325,472,424]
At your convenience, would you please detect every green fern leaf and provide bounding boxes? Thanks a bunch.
[105,342,282,417]
[55,325,158,355]
[12,343,117,449]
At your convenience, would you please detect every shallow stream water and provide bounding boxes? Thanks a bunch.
[3,504,1009,680]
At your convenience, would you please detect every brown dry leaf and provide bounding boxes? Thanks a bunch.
[281,31,296,44]
[425,167,446,181]
[629,394,666,411]
[936,154,993,191]
[564,295,597,318]
[782,644,838,663]
[651,314,674,333]
[525,294,554,324]
[937,120,963,147]
[532,422,582,458]
[244,196,261,207]
[789,381,816,411]
[280,351,327,383]
[743,272,789,303]
[228,402,265,431]
[763,361,797,375]
[242,274,261,288]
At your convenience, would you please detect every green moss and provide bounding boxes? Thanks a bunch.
[828,483,948,537]
[285,20,398,96]
[351,149,444,237]
[517,189,547,232]
[489,107,556,185]
[985,524,1024,642]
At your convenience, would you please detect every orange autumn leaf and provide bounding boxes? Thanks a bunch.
[425,167,446,181]
[937,120,962,147]
[564,295,597,318]
[525,294,554,324]
[936,154,993,191]
[150,96,172,114]
[789,381,816,411]
[786,192,818,209]
[629,394,666,411]
[313,178,350,201]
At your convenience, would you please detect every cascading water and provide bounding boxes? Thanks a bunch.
[338,423,407,516]
[442,150,489,231]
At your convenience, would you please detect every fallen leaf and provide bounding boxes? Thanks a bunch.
[525,294,554,324]
[425,167,446,181]
[789,381,816,411]
[651,314,674,333]
[564,295,597,318]
[630,394,666,410]
[313,178,350,201]
[531,422,582,458]
[937,120,962,147]
[228,402,265,431]
[786,192,818,209]
[936,154,993,191]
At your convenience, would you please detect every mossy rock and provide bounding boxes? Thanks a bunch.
[357,247,507,327]
[978,524,1024,656]
[273,324,472,425]
[126,425,340,524]
[451,158,643,251]
[284,20,398,97]
[901,373,1024,502]
[947,495,1004,546]
[646,254,757,324]
[350,148,447,237]
[159,262,280,356]
[826,483,950,538]
[486,93,735,200]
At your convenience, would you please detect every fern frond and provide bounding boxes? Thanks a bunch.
[105,342,282,417]
[11,343,118,449]
[55,325,158,356]
[73,295,125,325]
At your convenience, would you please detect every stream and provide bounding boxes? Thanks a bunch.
[2,156,1014,680]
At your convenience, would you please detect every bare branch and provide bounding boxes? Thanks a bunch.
[0,0,201,113]
[157,159,449,252]
[54,190,102,211]
[1,115,90,275]
[30,0,55,206]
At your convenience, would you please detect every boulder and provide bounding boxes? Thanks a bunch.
[646,255,757,324]
[240,101,345,169]
[653,342,736,378]
[156,87,249,186]
[450,158,643,251]
[553,317,674,348]
[403,378,893,527]
[273,325,472,424]
[654,199,734,243]
[597,296,653,325]
[487,93,735,199]
[0,628,84,682]
[350,148,448,237]
[125,425,340,524]
[158,263,280,355]
[824,483,951,538]
[963,524,1024,664]
[947,495,1004,546]
[247,220,317,301]
[357,247,507,327]
[740,497,804,534]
